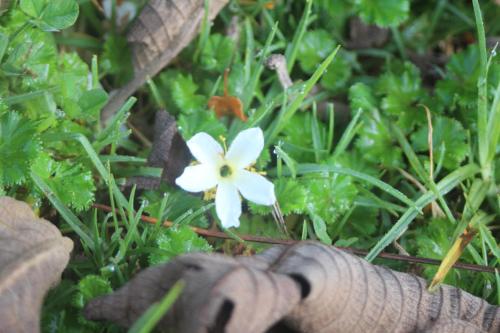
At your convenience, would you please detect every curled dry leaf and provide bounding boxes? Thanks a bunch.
[84,242,499,333]
[101,0,229,122]
[126,111,191,189]
[0,196,73,333]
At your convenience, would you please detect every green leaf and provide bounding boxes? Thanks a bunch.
[73,275,112,309]
[41,0,79,31]
[356,110,403,168]
[171,74,207,114]
[297,29,336,73]
[31,153,95,211]
[304,170,358,224]
[307,207,332,244]
[349,82,377,112]
[177,110,226,140]
[320,51,354,92]
[436,45,500,126]
[78,89,109,119]
[0,112,40,185]
[101,35,133,83]
[20,0,79,31]
[52,53,91,119]
[354,0,409,27]
[376,61,426,131]
[411,116,468,170]
[200,34,235,72]
[148,225,212,266]
[249,178,307,216]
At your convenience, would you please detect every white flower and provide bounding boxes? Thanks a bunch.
[175,127,276,228]
[102,0,136,26]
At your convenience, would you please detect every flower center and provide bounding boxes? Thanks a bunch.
[219,164,232,178]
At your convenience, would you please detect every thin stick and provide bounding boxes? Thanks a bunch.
[91,203,496,273]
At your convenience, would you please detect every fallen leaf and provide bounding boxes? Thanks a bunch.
[208,69,247,121]
[101,0,229,122]
[0,196,73,333]
[84,252,301,332]
[84,241,500,333]
[126,110,191,189]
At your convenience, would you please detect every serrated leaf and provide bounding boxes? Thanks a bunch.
[41,0,78,31]
[20,0,78,31]
[148,225,212,266]
[304,170,358,224]
[0,112,40,185]
[348,82,377,112]
[297,29,336,73]
[354,0,409,27]
[171,74,207,114]
[200,33,235,72]
[282,113,320,162]
[73,275,112,309]
[355,110,403,168]
[377,61,426,131]
[31,153,95,211]
[52,53,91,119]
[410,115,468,170]
[249,178,307,216]
[320,51,354,92]
[436,45,500,126]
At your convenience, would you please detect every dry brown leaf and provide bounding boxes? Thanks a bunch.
[208,69,247,121]
[0,197,73,333]
[84,242,499,333]
[84,253,301,332]
[126,111,191,189]
[101,0,229,122]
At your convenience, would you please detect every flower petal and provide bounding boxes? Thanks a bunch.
[186,132,224,167]
[226,127,264,169]
[234,170,276,205]
[175,164,218,192]
[215,181,241,228]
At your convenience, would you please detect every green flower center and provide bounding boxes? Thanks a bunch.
[219,164,232,178]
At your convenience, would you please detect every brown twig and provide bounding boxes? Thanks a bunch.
[91,203,496,273]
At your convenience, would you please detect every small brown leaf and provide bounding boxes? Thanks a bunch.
[0,197,73,333]
[208,69,247,121]
[208,95,246,121]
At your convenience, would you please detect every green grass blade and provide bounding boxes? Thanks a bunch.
[128,280,185,333]
[285,0,313,72]
[392,124,456,223]
[472,0,488,169]
[241,23,277,110]
[268,46,340,144]
[333,108,362,159]
[365,163,480,262]
[31,171,94,250]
